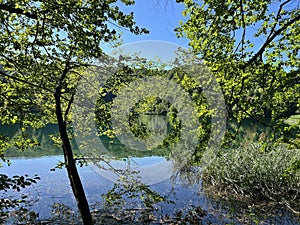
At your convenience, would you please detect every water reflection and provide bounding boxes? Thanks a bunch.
[1,156,299,224]
[0,124,299,224]
[91,156,173,185]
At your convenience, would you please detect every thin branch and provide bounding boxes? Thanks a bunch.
[64,92,75,120]
[0,70,54,93]
[107,20,131,32]
[239,0,246,57]
[63,73,82,121]
[153,0,174,13]
[31,19,40,54]
[0,69,75,105]
[0,3,37,19]
[247,13,300,65]
[266,0,292,42]
[76,156,122,177]
[235,101,275,130]
[234,34,242,54]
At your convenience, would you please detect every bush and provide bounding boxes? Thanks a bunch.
[202,143,300,206]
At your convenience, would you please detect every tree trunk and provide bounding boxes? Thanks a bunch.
[54,91,94,225]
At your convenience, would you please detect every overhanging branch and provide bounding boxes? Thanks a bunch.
[0,3,38,19]
[247,13,300,65]
[0,70,53,93]
[266,0,292,42]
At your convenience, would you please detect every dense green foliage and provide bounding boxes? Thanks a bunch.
[176,0,300,147]
[176,0,300,211]
[0,0,148,154]
[93,63,215,164]
[0,1,148,223]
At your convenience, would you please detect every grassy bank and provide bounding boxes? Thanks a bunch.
[202,143,300,214]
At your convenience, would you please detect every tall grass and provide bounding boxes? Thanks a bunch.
[202,143,299,211]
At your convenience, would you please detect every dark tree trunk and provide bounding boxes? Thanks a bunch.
[54,91,94,225]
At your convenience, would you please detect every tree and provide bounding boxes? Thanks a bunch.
[176,0,300,147]
[0,1,148,224]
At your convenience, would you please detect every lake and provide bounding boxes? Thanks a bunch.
[0,124,299,224]
[1,155,299,224]
[1,156,214,222]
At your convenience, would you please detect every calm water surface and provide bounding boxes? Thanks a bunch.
[0,124,299,224]
[1,155,299,224]
[1,156,205,218]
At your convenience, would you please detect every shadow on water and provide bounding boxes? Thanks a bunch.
[0,124,299,224]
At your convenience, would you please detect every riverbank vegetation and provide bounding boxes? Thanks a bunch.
[203,143,299,211]
[176,0,300,217]
[0,0,299,224]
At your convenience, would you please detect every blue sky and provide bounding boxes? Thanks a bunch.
[116,0,188,47]
[113,1,275,57]
[111,0,298,68]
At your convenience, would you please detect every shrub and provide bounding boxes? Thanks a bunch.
[202,143,300,206]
